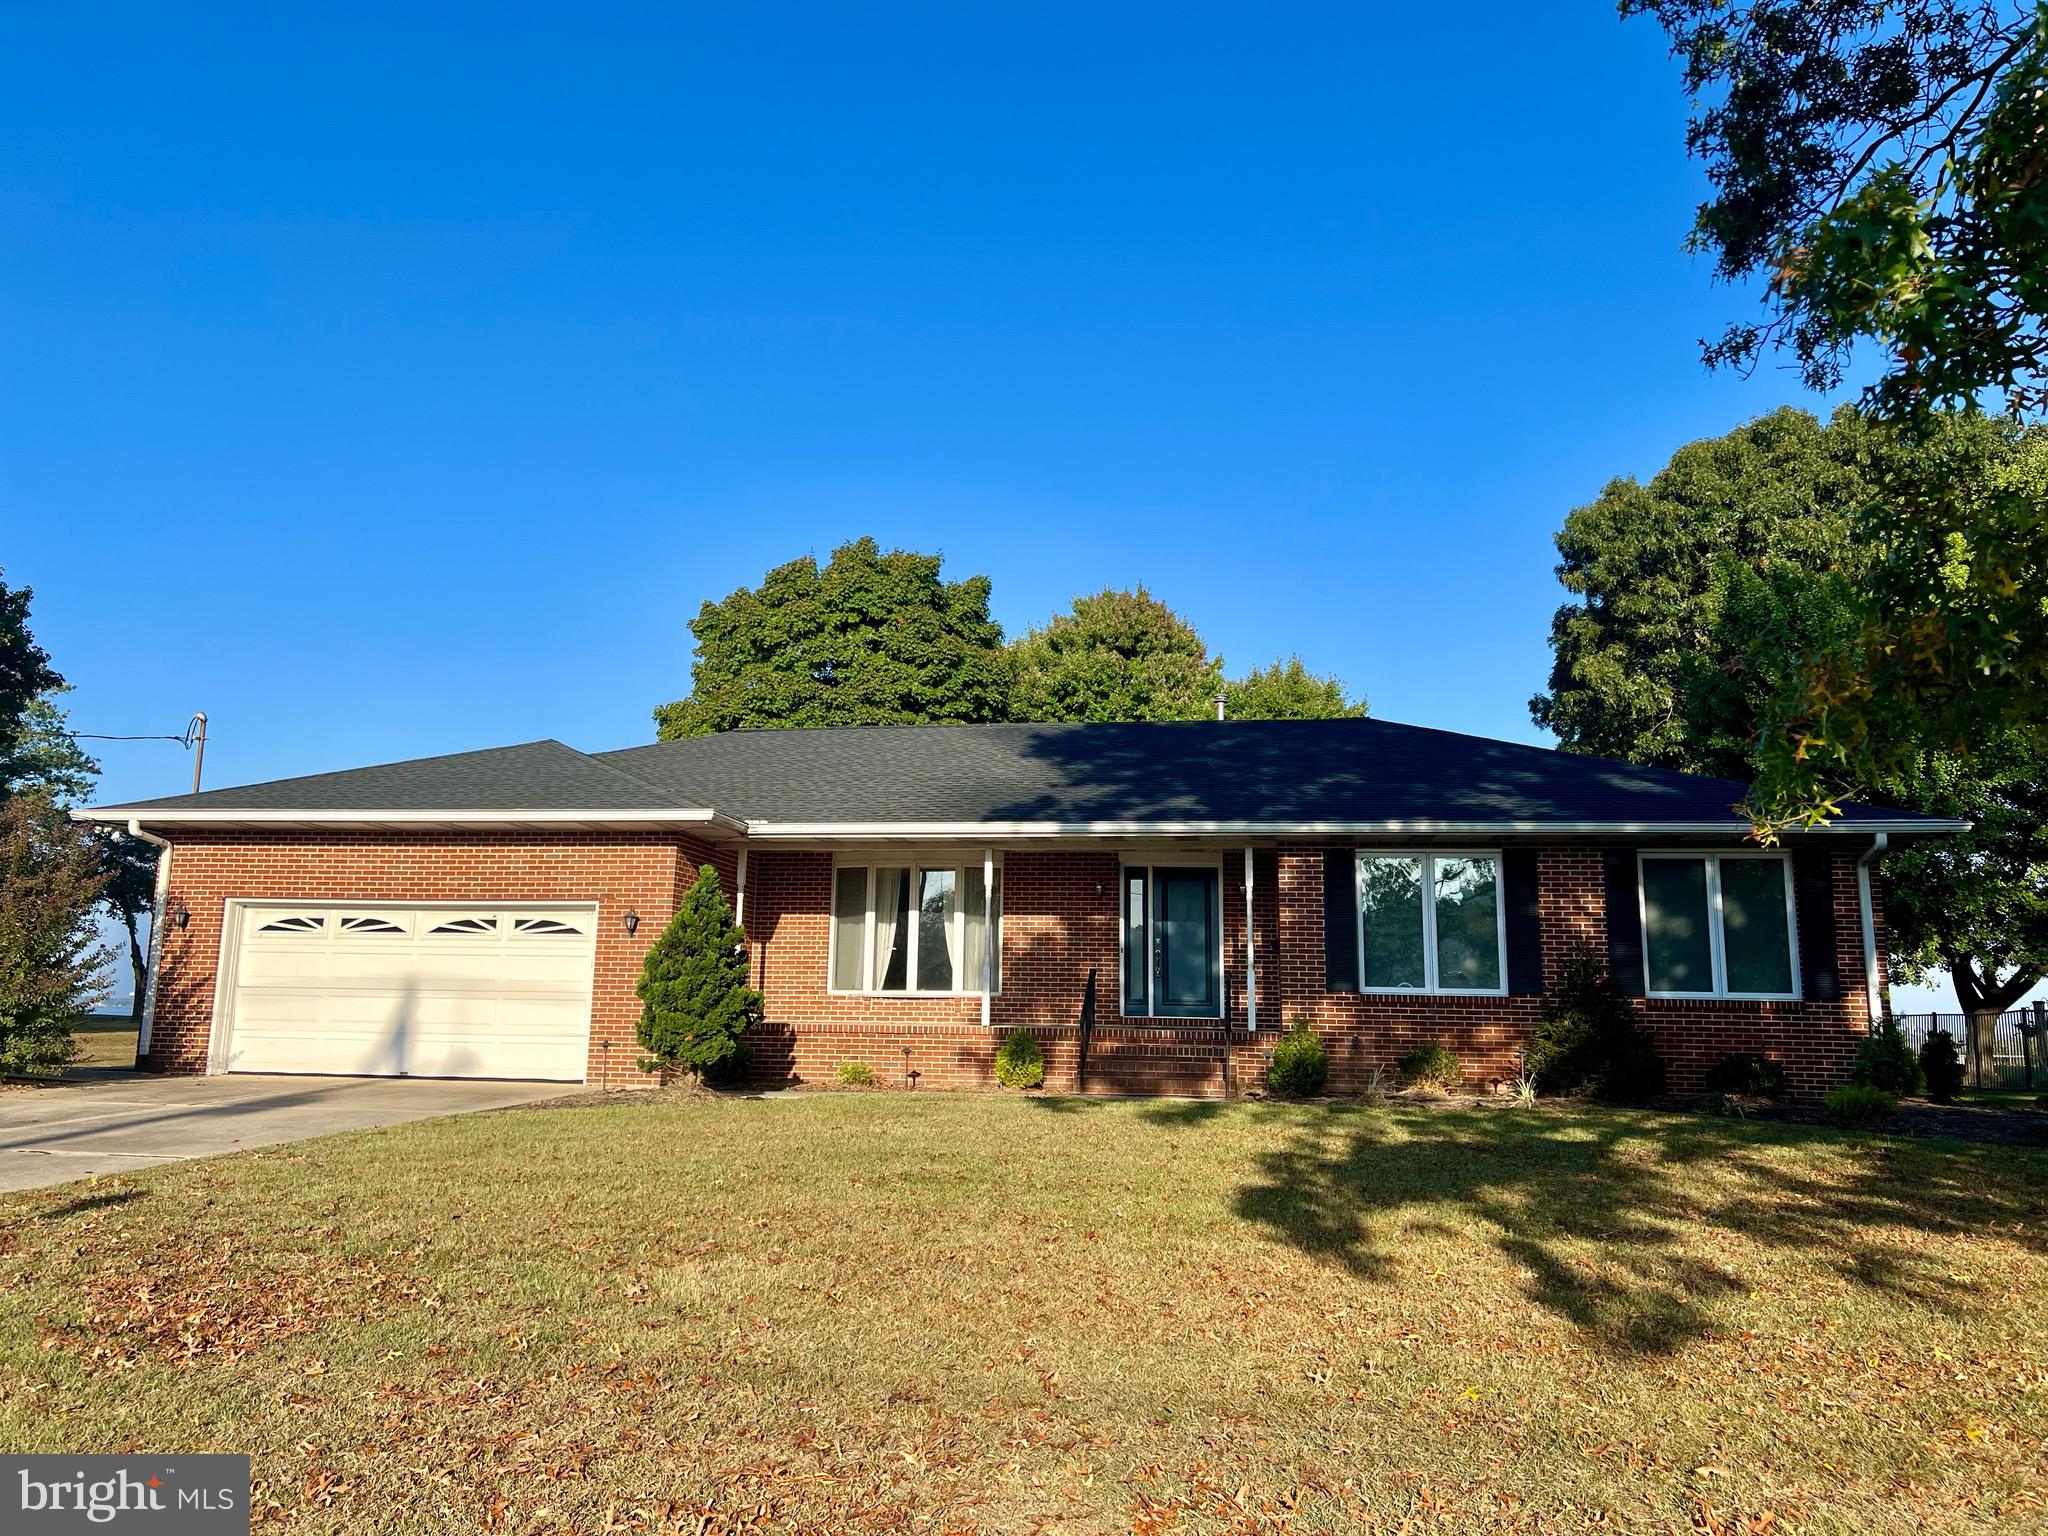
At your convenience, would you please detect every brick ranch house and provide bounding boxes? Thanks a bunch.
[78,719,1962,1097]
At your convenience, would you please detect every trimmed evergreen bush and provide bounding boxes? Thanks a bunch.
[1266,1019,1330,1097]
[993,1030,1044,1089]
[1918,1030,1964,1104]
[1851,1018,1925,1096]
[1702,1051,1788,1099]
[1823,1082,1897,1126]
[1396,1040,1463,1092]
[836,1060,877,1087]
[635,865,761,1078]
[1525,948,1669,1101]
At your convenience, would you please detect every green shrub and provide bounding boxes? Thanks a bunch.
[993,1030,1044,1090]
[1396,1040,1463,1092]
[1266,1020,1330,1097]
[1822,1082,1898,1126]
[836,1060,877,1087]
[1525,948,1669,1101]
[1917,1030,1964,1104]
[1851,1018,1925,1096]
[635,866,762,1077]
[1701,1051,1788,1099]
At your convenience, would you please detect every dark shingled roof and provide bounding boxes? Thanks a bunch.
[102,739,679,814]
[92,719,1944,832]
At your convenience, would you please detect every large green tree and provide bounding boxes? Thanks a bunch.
[1536,406,2048,1045]
[1625,1,2048,824]
[1226,658,1368,721]
[1,568,64,790]
[654,539,1011,739]
[1008,586,1225,723]
[0,789,108,1075]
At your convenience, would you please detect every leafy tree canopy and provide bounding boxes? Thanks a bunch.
[0,789,108,1075]
[1,569,65,792]
[654,538,1011,739]
[1537,405,2048,1018]
[1227,658,1367,721]
[1009,586,1225,723]
[1624,0,2047,416]
[1625,1,2048,825]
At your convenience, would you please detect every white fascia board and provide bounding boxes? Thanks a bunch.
[736,817,1971,840]
[70,806,747,833]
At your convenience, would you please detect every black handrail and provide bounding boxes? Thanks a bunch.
[1076,968,1097,1092]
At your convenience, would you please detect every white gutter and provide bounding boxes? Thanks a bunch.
[71,807,1969,843]
[125,819,173,1058]
[1857,832,1889,1025]
[732,816,1970,841]
[72,806,747,833]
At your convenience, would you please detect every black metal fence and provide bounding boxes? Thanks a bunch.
[1894,1006,2046,1090]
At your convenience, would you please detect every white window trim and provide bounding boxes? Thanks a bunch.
[1118,855,1228,1022]
[827,855,1002,998]
[1354,849,1510,997]
[1637,850,1802,1002]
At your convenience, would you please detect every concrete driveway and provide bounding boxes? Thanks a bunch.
[0,1073,570,1193]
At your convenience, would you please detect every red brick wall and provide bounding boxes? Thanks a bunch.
[146,830,726,1088]
[145,833,1885,1099]
[744,843,1881,1099]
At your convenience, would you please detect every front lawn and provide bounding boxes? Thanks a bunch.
[2,1093,2042,1533]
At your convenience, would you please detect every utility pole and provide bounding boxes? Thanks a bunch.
[188,711,207,793]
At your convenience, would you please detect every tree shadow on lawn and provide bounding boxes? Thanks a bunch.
[1228,1103,2048,1358]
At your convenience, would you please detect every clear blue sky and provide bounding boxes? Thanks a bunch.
[14,2,2000,1015]
[7,2,1853,808]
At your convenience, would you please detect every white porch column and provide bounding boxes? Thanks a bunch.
[1243,846,1258,1032]
[734,846,748,928]
[981,847,995,1028]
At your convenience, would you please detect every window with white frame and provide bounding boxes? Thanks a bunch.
[1355,851,1506,994]
[829,860,1002,995]
[1638,852,1798,999]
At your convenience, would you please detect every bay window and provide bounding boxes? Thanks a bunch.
[1356,851,1505,994]
[829,860,1001,995]
[1639,852,1797,999]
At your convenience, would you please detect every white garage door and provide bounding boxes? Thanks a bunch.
[224,904,596,1080]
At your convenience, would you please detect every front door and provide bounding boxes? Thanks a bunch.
[1153,868,1221,1018]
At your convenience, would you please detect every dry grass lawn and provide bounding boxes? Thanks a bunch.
[68,1017,140,1069]
[1,1092,2043,1534]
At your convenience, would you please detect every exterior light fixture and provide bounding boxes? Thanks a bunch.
[173,904,190,929]
[623,909,640,936]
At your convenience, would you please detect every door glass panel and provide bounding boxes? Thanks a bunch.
[1643,857,1713,993]
[872,867,910,992]
[1359,856,1426,988]
[1720,858,1793,995]
[1155,869,1219,1016]
[832,866,867,990]
[1433,855,1502,990]
[916,867,957,991]
[1123,873,1149,1014]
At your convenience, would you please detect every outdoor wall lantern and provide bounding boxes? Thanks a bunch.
[173,903,190,929]
[623,909,640,936]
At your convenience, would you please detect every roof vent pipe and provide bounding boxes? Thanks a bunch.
[1214,691,1226,722]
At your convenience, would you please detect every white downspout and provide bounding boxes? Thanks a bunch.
[1856,832,1888,1026]
[981,847,994,1029]
[127,819,172,1058]
[1243,846,1257,1032]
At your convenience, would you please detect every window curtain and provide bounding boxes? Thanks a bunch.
[873,868,905,991]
